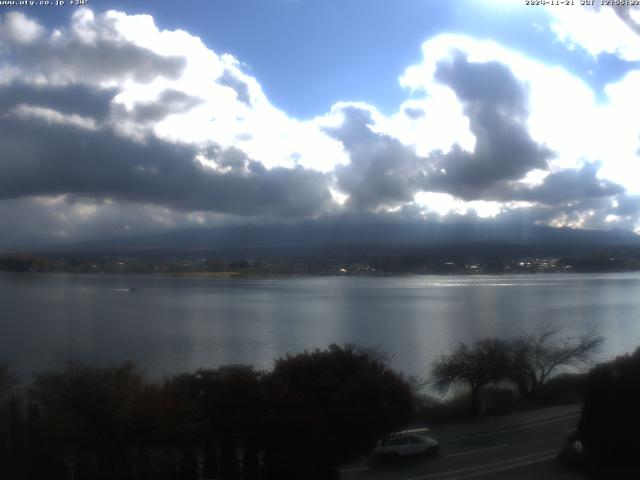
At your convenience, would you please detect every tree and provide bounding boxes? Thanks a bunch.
[0,365,26,478]
[509,323,603,398]
[577,346,640,474]
[263,344,414,480]
[0,362,19,398]
[158,372,206,448]
[30,361,155,478]
[242,443,260,480]
[432,338,512,416]
[161,367,267,479]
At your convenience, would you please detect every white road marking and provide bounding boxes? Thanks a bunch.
[444,444,507,459]
[339,466,368,473]
[403,448,558,480]
[441,413,579,444]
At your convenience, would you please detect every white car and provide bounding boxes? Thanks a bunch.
[375,430,440,458]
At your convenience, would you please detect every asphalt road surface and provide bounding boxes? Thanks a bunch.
[340,412,582,480]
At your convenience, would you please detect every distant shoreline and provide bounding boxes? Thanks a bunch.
[3,247,640,276]
[2,269,640,278]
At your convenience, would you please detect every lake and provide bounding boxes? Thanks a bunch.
[2,272,640,380]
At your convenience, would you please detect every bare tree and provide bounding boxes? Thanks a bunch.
[509,323,603,398]
[432,338,512,416]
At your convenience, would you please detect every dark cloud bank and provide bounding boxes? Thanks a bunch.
[0,87,332,218]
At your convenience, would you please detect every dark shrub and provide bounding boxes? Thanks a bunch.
[577,347,640,474]
[535,373,587,406]
[263,344,414,479]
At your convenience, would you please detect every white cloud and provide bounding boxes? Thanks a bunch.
[549,5,640,61]
[10,104,98,131]
[415,192,503,218]
[0,9,345,175]
[597,70,640,190]
[91,9,349,172]
[0,12,43,45]
[398,34,640,197]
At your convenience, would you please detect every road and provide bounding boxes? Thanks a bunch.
[340,412,582,480]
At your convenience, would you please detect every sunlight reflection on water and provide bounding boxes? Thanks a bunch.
[1,272,639,379]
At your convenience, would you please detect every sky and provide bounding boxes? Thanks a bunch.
[1,0,640,247]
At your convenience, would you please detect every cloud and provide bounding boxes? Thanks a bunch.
[549,5,640,60]
[434,53,527,116]
[507,162,625,205]
[0,9,639,246]
[0,102,333,218]
[0,9,342,230]
[616,194,640,217]
[324,52,571,212]
[1,10,186,87]
[218,69,252,106]
[0,195,267,247]
[115,89,204,123]
[402,106,425,120]
[0,196,169,246]
[0,82,117,119]
[325,104,429,212]
[424,54,553,200]
[396,34,639,230]
[0,11,44,45]
[614,6,640,36]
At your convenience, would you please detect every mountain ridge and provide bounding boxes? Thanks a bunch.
[22,220,640,259]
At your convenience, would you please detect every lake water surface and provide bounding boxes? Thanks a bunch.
[2,272,640,379]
